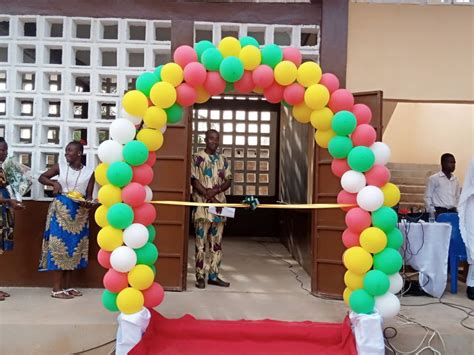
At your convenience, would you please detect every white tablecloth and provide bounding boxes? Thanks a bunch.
[398,221,452,298]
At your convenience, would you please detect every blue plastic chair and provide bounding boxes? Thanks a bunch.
[436,213,468,294]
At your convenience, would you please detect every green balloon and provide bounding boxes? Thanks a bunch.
[349,289,375,314]
[363,270,390,296]
[347,146,375,172]
[372,207,398,232]
[240,36,259,48]
[153,65,163,80]
[225,82,234,93]
[328,136,353,159]
[123,140,149,166]
[219,56,244,83]
[282,101,292,109]
[261,44,283,69]
[102,290,119,312]
[106,161,133,187]
[135,242,159,265]
[165,103,184,124]
[374,248,403,275]
[136,72,159,96]
[386,228,403,249]
[201,48,223,71]
[332,111,357,136]
[147,225,156,243]
[195,40,215,62]
[107,203,134,229]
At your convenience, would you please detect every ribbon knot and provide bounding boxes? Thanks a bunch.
[242,196,260,211]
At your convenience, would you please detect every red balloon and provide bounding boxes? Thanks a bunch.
[204,72,226,96]
[252,65,274,89]
[319,73,340,94]
[133,203,157,225]
[103,269,129,293]
[176,83,197,107]
[234,71,255,93]
[331,159,350,178]
[145,151,157,167]
[283,83,305,105]
[282,47,302,66]
[143,282,165,308]
[122,182,147,207]
[173,45,198,68]
[183,62,207,87]
[337,190,357,212]
[352,103,372,125]
[97,249,112,269]
[365,164,391,187]
[342,228,360,248]
[132,164,154,185]
[351,124,377,147]
[263,82,284,104]
[345,207,371,233]
[328,89,354,113]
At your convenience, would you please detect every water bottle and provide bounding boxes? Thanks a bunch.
[428,207,436,223]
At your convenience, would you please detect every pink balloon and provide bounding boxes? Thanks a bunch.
[282,47,302,66]
[252,65,274,89]
[122,182,147,207]
[234,71,255,93]
[176,83,197,107]
[319,73,340,94]
[204,72,226,96]
[145,151,157,167]
[283,83,305,105]
[351,124,377,147]
[173,45,198,68]
[132,164,154,186]
[103,269,129,293]
[365,164,391,187]
[352,104,372,125]
[328,89,354,113]
[143,282,165,308]
[264,82,284,104]
[97,249,112,269]
[345,207,372,233]
[342,228,360,248]
[183,62,207,87]
[133,203,157,225]
[331,159,351,178]
[337,190,357,212]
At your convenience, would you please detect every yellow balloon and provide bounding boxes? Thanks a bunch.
[150,82,177,109]
[95,163,109,186]
[239,45,261,71]
[116,287,144,315]
[381,183,401,207]
[360,227,387,254]
[218,36,241,57]
[253,86,264,94]
[97,226,124,252]
[98,184,122,207]
[314,129,336,148]
[310,107,334,130]
[137,128,164,152]
[160,63,183,87]
[274,60,298,86]
[297,61,322,87]
[292,103,312,123]
[95,205,109,228]
[128,265,155,290]
[195,86,210,104]
[144,106,167,130]
[304,84,330,110]
[344,270,365,290]
[122,90,148,117]
[343,246,373,275]
[343,287,353,305]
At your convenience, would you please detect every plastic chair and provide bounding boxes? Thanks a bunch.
[436,213,468,294]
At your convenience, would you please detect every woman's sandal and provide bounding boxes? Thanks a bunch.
[0,291,10,297]
[63,288,82,297]
[51,290,73,299]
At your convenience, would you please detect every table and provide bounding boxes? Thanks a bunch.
[398,221,452,298]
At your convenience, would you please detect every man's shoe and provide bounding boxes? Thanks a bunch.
[208,277,230,287]
[467,286,474,300]
[195,279,205,289]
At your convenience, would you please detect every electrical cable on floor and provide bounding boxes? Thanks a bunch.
[72,338,116,354]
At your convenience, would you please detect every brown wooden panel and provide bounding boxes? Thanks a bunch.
[152,160,187,191]
[156,126,188,158]
[316,163,340,195]
[316,263,345,297]
[154,225,185,254]
[316,229,345,260]
[154,192,186,221]
[155,257,183,291]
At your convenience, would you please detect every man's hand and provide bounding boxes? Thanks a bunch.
[52,182,62,196]
[79,200,94,209]
[209,197,222,214]
[10,200,26,210]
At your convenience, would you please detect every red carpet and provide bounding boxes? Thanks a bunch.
[130,309,357,355]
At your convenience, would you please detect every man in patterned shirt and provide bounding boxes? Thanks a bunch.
[191,129,232,289]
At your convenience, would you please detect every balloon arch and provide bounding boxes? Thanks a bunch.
[94,36,403,319]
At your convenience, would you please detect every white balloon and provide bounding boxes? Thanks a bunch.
[120,108,142,126]
[110,246,137,273]
[357,185,384,212]
[375,292,400,318]
[123,223,149,249]
[109,118,137,144]
[160,125,167,134]
[388,273,403,294]
[144,186,153,202]
[341,170,366,193]
[370,142,391,166]
[97,140,123,164]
